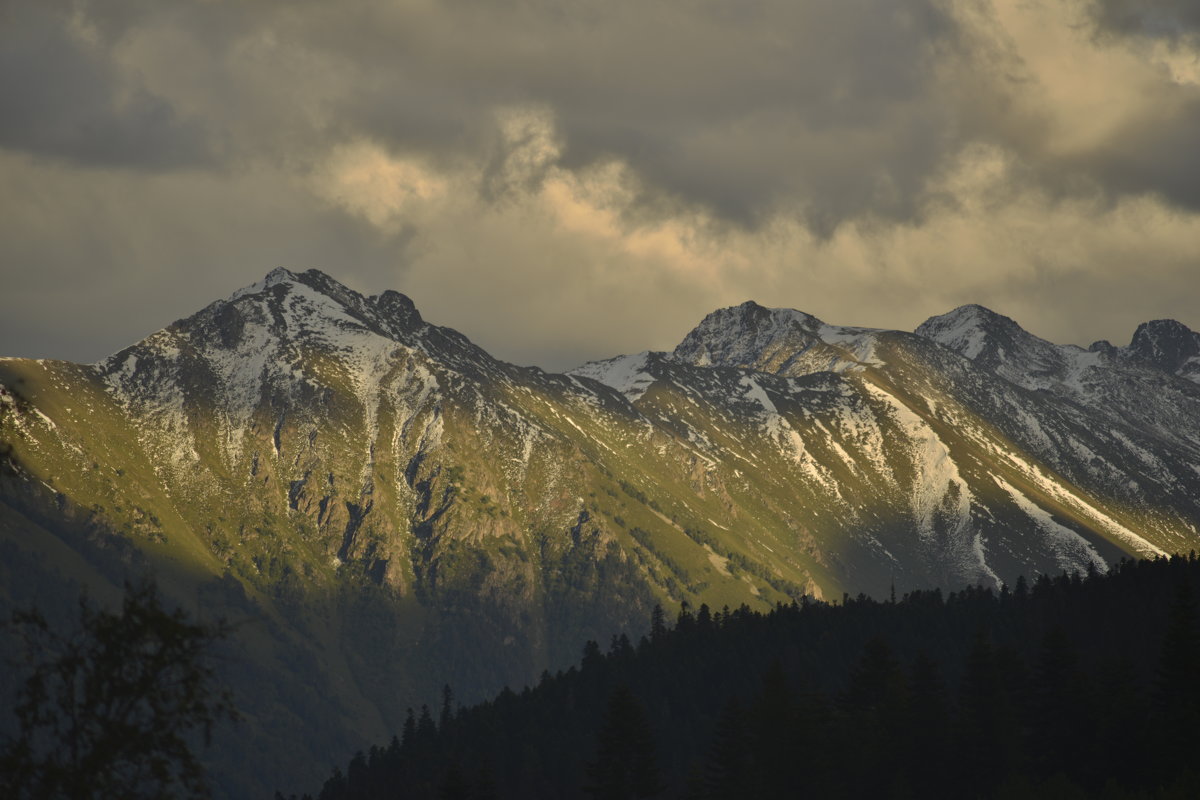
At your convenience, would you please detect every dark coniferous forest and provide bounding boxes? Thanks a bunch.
[300,555,1200,800]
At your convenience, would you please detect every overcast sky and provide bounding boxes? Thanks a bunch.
[2,0,1199,370]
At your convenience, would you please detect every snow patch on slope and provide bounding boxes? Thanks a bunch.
[229,266,298,301]
[570,352,656,401]
[99,338,202,469]
[862,382,999,585]
[1060,348,1104,395]
[992,475,1106,574]
[817,324,886,369]
[1000,451,1166,557]
[916,305,994,358]
[739,376,837,490]
[204,314,275,462]
[208,275,418,467]
[0,385,58,438]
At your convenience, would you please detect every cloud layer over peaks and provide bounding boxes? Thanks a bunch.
[1,0,1198,369]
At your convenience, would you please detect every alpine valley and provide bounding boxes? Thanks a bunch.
[4,268,1200,797]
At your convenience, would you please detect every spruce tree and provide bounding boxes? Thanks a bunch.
[650,605,667,642]
[1154,581,1200,779]
[956,630,1023,791]
[906,653,950,799]
[748,661,797,799]
[704,698,752,800]
[1029,627,1090,784]
[840,638,908,797]
[584,686,662,799]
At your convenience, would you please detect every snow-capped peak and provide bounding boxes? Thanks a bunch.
[205,269,430,346]
[671,301,823,369]
[670,301,883,377]
[229,266,303,301]
[914,304,1024,360]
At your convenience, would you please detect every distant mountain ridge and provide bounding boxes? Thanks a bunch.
[3,268,1200,797]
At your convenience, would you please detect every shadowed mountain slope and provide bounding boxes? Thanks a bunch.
[3,270,1200,797]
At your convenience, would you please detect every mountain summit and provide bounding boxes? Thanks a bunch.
[671,300,881,375]
[4,270,1200,796]
[1128,318,1200,380]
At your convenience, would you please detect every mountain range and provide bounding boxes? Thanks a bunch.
[3,268,1200,797]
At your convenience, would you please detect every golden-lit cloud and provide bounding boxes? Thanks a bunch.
[312,142,448,230]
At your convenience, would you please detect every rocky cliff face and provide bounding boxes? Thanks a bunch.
[4,270,1200,797]
[1127,318,1200,382]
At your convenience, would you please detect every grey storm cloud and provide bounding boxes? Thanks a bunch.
[0,3,213,169]
[3,0,1200,370]
[1064,99,1200,211]
[1090,0,1200,41]
[2,0,978,225]
[8,0,1200,221]
[320,0,964,228]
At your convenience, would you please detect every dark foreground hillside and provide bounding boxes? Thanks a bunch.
[303,554,1200,800]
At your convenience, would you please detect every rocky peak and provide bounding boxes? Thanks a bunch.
[178,268,406,350]
[292,268,368,309]
[371,290,424,333]
[914,303,1084,389]
[1127,319,1200,375]
[232,269,427,340]
[671,301,822,370]
[227,266,301,300]
[914,304,1027,360]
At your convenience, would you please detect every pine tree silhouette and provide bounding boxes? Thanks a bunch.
[1154,580,1200,778]
[584,686,662,799]
[704,698,752,799]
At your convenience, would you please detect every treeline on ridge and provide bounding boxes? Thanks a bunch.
[300,554,1200,799]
